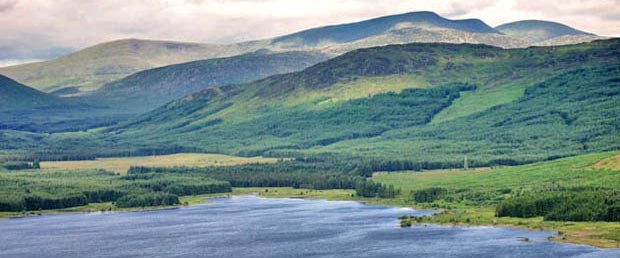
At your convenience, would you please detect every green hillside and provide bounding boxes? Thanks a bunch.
[0,75,62,110]
[2,12,602,96]
[15,39,612,165]
[0,39,260,94]
[89,51,328,113]
[0,75,120,132]
[319,65,620,165]
[0,11,529,95]
[0,51,326,132]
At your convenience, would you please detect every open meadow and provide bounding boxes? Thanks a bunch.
[40,153,280,174]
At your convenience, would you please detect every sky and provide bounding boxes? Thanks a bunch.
[0,0,619,66]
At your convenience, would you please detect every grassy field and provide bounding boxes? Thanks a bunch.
[40,153,280,174]
[593,154,620,170]
[4,152,620,248]
[372,152,620,193]
[371,152,620,248]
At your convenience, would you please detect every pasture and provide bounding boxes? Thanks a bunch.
[40,153,280,174]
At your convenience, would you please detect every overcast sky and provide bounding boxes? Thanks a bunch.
[1,0,619,66]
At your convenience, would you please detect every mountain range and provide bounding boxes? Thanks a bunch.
[0,11,617,166]
[7,38,614,166]
[0,11,603,97]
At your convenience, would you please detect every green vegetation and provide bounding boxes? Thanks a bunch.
[126,157,366,190]
[0,39,254,94]
[1,160,39,170]
[0,169,231,212]
[90,51,328,113]
[318,64,620,165]
[0,75,121,132]
[355,180,400,198]
[115,193,180,208]
[0,51,326,133]
[0,22,617,250]
[0,11,541,95]
[4,40,619,165]
[372,152,620,247]
[1,152,619,248]
[496,190,620,222]
[412,187,447,203]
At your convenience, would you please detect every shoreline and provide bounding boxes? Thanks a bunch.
[1,187,619,249]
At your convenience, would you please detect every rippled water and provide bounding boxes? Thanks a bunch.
[1,196,618,258]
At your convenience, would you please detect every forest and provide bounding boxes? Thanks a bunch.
[0,169,232,211]
[0,158,400,211]
[496,189,620,222]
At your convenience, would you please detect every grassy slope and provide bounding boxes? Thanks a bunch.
[372,152,620,248]
[0,75,120,132]
[496,20,594,43]
[373,152,620,194]
[77,39,619,164]
[0,11,518,94]
[88,51,328,113]
[0,39,259,93]
[40,153,279,174]
[0,75,67,109]
[1,51,326,133]
[317,64,620,164]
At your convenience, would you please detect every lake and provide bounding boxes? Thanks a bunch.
[1,196,618,258]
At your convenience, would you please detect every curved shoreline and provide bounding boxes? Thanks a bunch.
[1,187,619,249]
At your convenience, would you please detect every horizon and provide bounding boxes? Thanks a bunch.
[1,0,619,66]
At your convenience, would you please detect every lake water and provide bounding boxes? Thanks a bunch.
[1,196,618,258]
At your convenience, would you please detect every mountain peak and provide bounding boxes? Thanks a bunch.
[271,11,499,47]
[495,20,595,43]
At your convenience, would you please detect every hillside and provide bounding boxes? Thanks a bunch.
[0,11,526,95]
[35,39,614,166]
[0,75,120,132]
[0,75,62,110]
[534,34,608,46]
[271,11,499,48]
[89,51,328,113]
[496,20,595,43]
[0,39,262,95]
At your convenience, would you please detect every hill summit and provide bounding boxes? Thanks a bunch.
[496,20,595,43]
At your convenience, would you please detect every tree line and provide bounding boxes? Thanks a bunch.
[496,189,620,222]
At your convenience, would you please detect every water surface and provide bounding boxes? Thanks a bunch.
[1,196,618,258]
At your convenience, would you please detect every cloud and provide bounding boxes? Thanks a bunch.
[511,0,620,35]
[0,0,618,62]
[0,0,17,12]
[445,0,495,16]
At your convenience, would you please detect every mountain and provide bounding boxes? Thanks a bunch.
[533,34,608,46]
[270,11,499,48]
[43,38,613,166]
[0,75,120,132]
[0,39,262,95]
[3,14,604,98]
[0,11,525,95]
[89,51,328,113]
[322,26,527,55]
[0,75,62,110]
[495,20,596,43]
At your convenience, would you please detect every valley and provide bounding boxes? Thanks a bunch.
[2,152,619,248]
[0,8,619,257]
